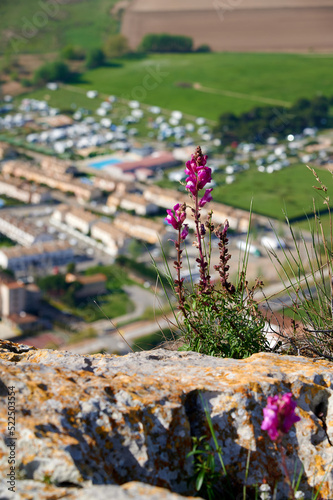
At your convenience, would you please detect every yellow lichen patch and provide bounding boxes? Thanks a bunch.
[314,453,330,475]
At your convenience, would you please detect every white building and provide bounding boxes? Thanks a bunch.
[0,282,26,316]
[0,241,74,273]
[0,215,53,247]
[119,193,158,216]
[51,204,70,223]
[65,208,98,235]
[91,221,129,256]
[0,176,51,204]
[113,213,164,244]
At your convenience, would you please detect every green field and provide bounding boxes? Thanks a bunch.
[213,164,333,220]
[75,53,333,120]
[0,0,119,54]
[21,52,333,120]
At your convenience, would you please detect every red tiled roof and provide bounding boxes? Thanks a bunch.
[77,273,107,285]
[8,313,39,324]
[116,152,176,172]
[22,333,63,349]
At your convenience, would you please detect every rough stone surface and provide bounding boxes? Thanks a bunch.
[0,346,332,499]
[0,480,201,500]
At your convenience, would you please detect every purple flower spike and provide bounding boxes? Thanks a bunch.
[181,224,189,240]
[184,149,211,197]
[199,188,213,208]
[165,203,186,230]
[261,392,301,441]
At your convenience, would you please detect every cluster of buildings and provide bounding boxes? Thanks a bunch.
[0,141,274,276]
[51,204,166,253]
[0,268,108,335]
[0,175,51,204]
[90,151,180,182]
[228,132,333,184]
[106,191,158,215]
[0,241,74,274]
[0,212,53,247]
[3,160,101,202]
[7,96,214,157]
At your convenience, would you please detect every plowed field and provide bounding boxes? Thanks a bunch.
[122,0,333,52]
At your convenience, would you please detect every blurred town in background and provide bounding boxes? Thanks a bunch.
[0,0,332,353]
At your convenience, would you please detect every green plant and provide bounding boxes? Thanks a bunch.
[33,61,71,85]
[20,78,33,87]
[187,391,332,500]
[42,473,53,485]
[61,44,85,61]
[139,33,193,53]
[161,146,269,358]
[104,34,130,59]
[267,166,333,361]
[187,393,256,500]
[188,435,222,500]
[187,393,230,500]
[86,48,105,69]
[196,44,211,53]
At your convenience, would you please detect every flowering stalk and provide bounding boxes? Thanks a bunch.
[163,145,267,358]
[165,203,187,313]
[261,393,300,441]
[261,393,301,499]
[185,146,213,292]
[214,220,235,294]
[279,443,295,500]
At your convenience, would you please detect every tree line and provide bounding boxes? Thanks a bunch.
[214,95,333,145]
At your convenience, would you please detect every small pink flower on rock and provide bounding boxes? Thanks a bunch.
[261,392,300,441]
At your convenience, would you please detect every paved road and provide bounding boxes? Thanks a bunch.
[59,283,172,354]
[71,284,164,334]
[61,314,176,355]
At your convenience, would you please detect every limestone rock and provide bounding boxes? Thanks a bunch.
[0,480,202,500]
[0,347,332,499]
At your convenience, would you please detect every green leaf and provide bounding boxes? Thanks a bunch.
[196,469,205,491]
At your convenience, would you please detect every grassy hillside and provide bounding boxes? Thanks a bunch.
[23,52,333,120]
[0,0,119,54]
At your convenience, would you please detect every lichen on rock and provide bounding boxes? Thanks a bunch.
[0,346,332,499]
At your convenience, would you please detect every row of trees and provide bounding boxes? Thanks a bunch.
[139,33,210,53]
[61,34,130,65]
[215,95,333,145]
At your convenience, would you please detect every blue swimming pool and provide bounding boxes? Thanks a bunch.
[89,158,122,169]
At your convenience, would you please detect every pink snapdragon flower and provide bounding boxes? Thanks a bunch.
[199,188,213,208]
[165,203,186,230]
[185,152,212,197]
[261,392,300,441]
[181,224,189,240]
